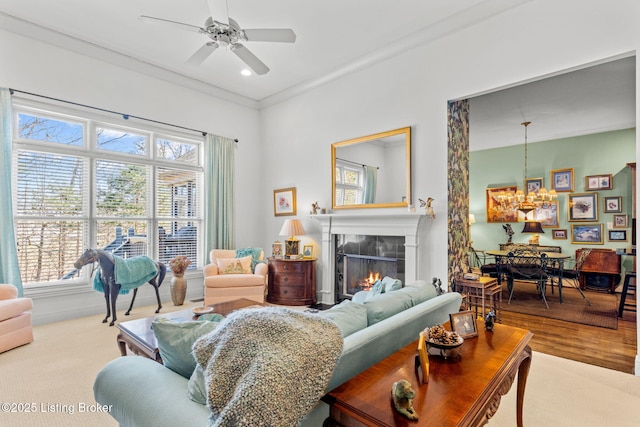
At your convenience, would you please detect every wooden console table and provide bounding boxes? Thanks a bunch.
[267,257,317,305]
[323,320,533,427]
[577,248,621,292]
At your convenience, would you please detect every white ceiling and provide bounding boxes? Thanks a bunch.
[0,0,635,149]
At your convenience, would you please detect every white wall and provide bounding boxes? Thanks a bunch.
[0,28,264,324]
[259,0,640,369]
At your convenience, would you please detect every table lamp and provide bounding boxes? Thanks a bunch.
[279,219,305,259]
[522,221,544,245]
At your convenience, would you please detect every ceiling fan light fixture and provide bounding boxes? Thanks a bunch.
[241,69,252,76]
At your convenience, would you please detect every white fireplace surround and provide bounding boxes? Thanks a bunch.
[313,212,428,304]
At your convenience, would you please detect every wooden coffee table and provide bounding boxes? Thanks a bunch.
[323,320,533,427]
[116,298,263,363]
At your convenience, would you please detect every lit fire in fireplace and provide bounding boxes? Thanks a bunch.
[357,271,381,291]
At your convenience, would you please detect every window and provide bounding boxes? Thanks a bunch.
[335,161,364,205]
[13,103,203,288]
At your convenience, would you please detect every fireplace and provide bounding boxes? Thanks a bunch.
[335,234,404,299]
[314,213,427,304]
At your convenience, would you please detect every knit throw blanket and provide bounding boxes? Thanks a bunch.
[93,255,158,295]
[192,307,343,427]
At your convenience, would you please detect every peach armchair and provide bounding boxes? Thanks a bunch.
[0,284,34,353]
[203,249,267,305]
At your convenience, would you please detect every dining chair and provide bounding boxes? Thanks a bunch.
[548,248,592,306]
[505,250,550,309]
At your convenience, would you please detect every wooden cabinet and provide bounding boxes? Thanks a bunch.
[267,258,316,305]
[577,248,621,292]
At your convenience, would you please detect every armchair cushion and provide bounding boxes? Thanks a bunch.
[216,256,252,274]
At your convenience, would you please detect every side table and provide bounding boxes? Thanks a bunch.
[267,257,317,305]
[456,276,502,322]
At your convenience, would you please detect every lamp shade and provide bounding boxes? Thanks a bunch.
[521,221,544,234]
[279,219,306,237]
[469,213,476,224]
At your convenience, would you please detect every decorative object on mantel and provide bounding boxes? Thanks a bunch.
[431,277,443,295]
[391,379,418,421]
[169,255,191,306]
[503,223,514,243]
[310,201,320,214]
[279,219,305,259]
[419,197,435,219]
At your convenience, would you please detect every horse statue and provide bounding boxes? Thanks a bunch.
[74,249,166,326]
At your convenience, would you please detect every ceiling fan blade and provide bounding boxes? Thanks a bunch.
[232,44,269,75]
[207,0,228,25]
[186,42,218,66]
[243,29,296,43]
[139,15,203,33]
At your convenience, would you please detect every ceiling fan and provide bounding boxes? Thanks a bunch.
[140,0,296,75]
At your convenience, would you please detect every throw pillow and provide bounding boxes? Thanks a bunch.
[152,317,223,379]
[187,364,207,405]
[235,247,263,273]
[381,276,403,292]
[317,300,368,337]
[216,256,252,274]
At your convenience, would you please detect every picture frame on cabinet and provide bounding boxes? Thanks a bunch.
[585,174,613,191]
[603,196,622,213]
[568,193,598,221]
[272,241,284,258]
[551,168,574,192]
[302,245,313,259]
[613,214,628,228]
[450,311,478,339]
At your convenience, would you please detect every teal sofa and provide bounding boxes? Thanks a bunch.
[93,281,462,426]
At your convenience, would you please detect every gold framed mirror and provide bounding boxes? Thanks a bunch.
[332,126,411,209]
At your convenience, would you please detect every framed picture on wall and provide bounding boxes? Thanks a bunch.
[485,186,519,223]
[568,193,598,221]
[552,229,567,239]
[551,168,574,192]
[603,196,622,213]
[613,214,628,228]
[273,187,297,216]
[571,224,603,244]
[608,230,627,242]
[585,174,613,191]
[525,177,544,196]
[533,201,559,227]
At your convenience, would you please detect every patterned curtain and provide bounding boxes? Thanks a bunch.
[0,88,23,295]
[204,134,235,258]
[447,99,471,289]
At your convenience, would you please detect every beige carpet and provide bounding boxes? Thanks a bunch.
[1,302,640,426]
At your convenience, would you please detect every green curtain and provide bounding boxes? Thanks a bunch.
[362,165,377,204]
[0,88,23,295]
[204,134,235,259]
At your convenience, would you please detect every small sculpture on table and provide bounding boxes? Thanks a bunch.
[391,379,418,421]
[485,310,497,332]
[503,223,514,243]
[310,201,320,214]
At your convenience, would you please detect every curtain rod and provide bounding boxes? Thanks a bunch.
[336,157,379,170]
[9,88,238,142]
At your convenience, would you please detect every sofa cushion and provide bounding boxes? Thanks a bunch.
[152,316,223,379]
[0,298,33,322]
[216,256,252,274]
[396,285,437,305]
[317,300,368,337]
[187,364,207,404]
[363,291,414,325]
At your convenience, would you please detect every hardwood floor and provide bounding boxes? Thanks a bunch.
[500,296,637,374]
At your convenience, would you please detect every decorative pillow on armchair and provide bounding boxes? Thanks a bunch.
[216,256,252,274]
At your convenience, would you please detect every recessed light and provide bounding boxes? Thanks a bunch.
[241,69,252,76]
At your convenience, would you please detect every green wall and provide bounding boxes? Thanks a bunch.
[470,128,635,267]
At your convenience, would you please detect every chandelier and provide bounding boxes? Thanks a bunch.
[496,121,557,215]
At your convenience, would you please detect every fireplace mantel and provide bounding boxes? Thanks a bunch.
[312,212,428,304]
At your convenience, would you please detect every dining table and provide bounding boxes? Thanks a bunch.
[486,249,572,303]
